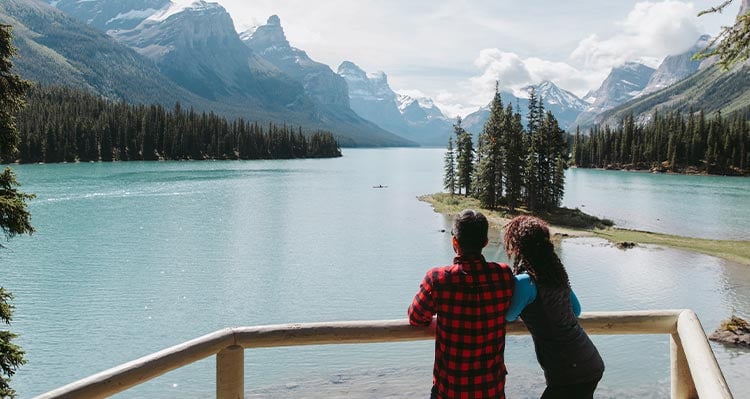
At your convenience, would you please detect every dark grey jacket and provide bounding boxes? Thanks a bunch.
[520,283,605,386]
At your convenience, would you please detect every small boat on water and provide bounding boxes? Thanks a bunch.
[372,185,388,189]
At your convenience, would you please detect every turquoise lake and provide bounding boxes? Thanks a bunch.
[2,148,749,398]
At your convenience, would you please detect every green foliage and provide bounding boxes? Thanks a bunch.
[453,117,474,196]
[447,84,568,215]
[693,0,750,69]
[503,104,525,210]
[0,288,25,399]
[0,168,34,240]
[474,86,505,208]
[576,106,749,175]
[12,85,342,163]
[0,25,31,163]
[0,24,30,399]
[443,137,456,195]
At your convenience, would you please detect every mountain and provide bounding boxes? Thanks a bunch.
[241,15,350,109]
[589,3,750,129]
[639,35,709,96]
[574,62,655,128]
[50,0,170,31]
[34,0,412,146]
[338,61,451,146]
[524,81,588,129]
[111,2,308,108]
[338,61,405,131]
[0,0,210,108]
[591,58,750,128]
[462,81,587,136]
[397,94,454,146]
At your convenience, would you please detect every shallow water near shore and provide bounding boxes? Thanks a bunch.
[2,148,749,398]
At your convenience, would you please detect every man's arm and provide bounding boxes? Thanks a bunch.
[408,271,435,326]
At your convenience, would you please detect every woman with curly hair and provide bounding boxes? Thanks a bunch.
[504,215,604,399]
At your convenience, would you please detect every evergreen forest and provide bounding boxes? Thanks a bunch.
[444,86,568,213]
[572,107,750,175]
[10,85,342,164]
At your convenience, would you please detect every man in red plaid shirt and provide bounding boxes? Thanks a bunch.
[409,209,514,399]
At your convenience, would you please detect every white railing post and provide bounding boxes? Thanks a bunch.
[216,345,244,399]
[670,332,697,399]
[676,310,733,399]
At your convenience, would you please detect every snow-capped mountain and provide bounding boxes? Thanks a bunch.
[49,0,170,31]
[523,81,588,129]
[639,35,709,96]
[241,15,349,108]
[337,61,403,131]
[398,95,446,123]
[42,0,413,146]
[338,61,451,146]
[110,1,305,107]
[574,62,655,128]
[462,81,587,135]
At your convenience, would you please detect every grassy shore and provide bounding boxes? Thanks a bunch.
[419,193,750,266]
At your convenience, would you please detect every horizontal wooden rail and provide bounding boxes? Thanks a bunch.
[33,310,731,399]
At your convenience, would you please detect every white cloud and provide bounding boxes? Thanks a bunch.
[208,0,738,119]
[434,90,480,119]
[570,1,702,70]
[433,1,712,117]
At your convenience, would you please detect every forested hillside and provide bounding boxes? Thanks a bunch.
[572,107,750,175]
[12,86,341,163]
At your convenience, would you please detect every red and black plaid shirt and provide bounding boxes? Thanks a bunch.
[409,255,514,399]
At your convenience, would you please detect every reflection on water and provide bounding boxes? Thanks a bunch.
[2,149,749,398]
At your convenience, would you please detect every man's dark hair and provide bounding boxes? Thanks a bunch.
[452,209,488,254]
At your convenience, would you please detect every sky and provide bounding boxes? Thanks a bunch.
[179,0,741,117]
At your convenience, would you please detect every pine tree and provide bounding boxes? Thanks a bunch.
[443,136,456,195]
[454,117,474,196]
[0,24,33,399]
[504,103,525,211]
[474,83,504,208]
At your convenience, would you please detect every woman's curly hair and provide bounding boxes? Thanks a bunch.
[503,215,569,288]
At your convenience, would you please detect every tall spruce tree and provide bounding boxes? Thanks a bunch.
[443,136,456,195]
[454,117,474,196]
[474,83,505,208]
[0,24,33,399]
[545,112,567,209]
[504,103,525,211]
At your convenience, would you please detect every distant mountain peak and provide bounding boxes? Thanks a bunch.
[519,81,587,111]
[639,35,708,97]
[573,61,655,128]
[243,13,290,50]
[338,63,451,145]
[337,61,367,80]
[267,14,281,25]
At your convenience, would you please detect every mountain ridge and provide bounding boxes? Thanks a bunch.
[11,0,414,147]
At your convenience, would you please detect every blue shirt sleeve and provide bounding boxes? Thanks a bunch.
[570,288,581,317]
[506,274,536,321]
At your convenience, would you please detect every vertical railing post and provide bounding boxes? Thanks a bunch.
[216,345,244,399]
[670,332,697,399]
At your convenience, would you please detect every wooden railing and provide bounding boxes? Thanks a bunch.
[34,309,732,399]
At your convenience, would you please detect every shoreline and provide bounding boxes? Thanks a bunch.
[569,165,748,178]
[419,193,750,266]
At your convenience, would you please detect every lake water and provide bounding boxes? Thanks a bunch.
[2,148,749,398]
